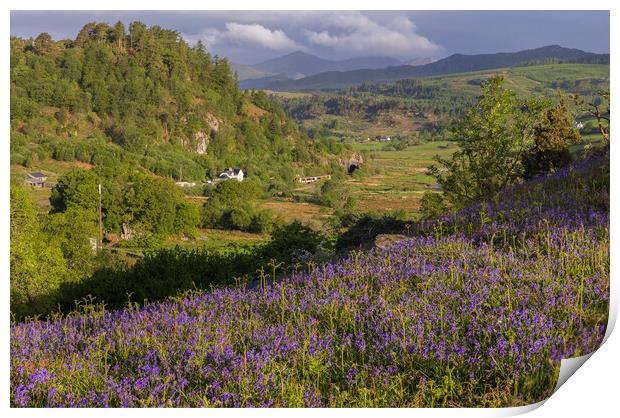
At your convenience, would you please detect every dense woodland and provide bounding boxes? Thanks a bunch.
[10,22,345,183]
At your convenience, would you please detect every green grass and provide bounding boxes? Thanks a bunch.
[345,140,456,213]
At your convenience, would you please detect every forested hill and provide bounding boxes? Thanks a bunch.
[10,22,342,183]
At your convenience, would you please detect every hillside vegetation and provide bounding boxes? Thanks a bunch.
[10,22,340,184]
[273,64,609,139]
[10,149,609,407]
[242,45,609,91]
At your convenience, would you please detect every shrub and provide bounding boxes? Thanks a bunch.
[174,201,201,237]
[419,191,450,220]
[226,207,254,231]
[317,179,356,210]
[250,209,275,233]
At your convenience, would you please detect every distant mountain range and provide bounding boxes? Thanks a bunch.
[229,61,274,81]
[232,51,403,81]
[252,51,401,78]
[239,45,609,91]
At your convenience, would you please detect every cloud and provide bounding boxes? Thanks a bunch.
[303,12,442,59]
[181,11,443,63]
[197,22,302,52]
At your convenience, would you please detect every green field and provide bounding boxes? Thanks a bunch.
[344,140,455,214]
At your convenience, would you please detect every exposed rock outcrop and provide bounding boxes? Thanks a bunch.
[339,152,364,173]
[189,113,221,154]
[194,131,209,154]
[374,234,409,250]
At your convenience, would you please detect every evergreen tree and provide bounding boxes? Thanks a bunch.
[523,93,581,178]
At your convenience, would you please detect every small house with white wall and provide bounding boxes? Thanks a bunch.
[218,168,244,182]
[24,172,51,188]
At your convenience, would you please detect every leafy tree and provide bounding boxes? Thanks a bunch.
[226,207,254,231]
[317,179,356,210]
[74,22,96,47]
[44,207,98,274]
[33,32,53,55]
[50,168,99,216]
[249,209,275,233]
[112,21,126,53]
[205,179,261,208]
[574,90,610,144]
[123,176,181,234]
[174,201,201,237]
[523,93,581,178]
[429,77,548,206]
[10,185,69,319]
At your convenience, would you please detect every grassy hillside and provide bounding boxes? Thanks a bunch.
[242,45,609,91]
[273,64,609,139]
[10,150,609,407]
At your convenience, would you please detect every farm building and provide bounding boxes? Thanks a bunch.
[24,172,53,188]
[294,175,331,184]
[175,181,196,188]
[218,168,244,182]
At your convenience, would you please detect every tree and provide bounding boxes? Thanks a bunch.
[574,90,610,144]
[428,77,548,206]
[33,32,53,55]
[419,191,450,220]
[50,168,99,215]
[44,207,98,274]
[318,179,356,210]
[174,201,200,237]
[123,176,181,234]
[74,22,96,47]
[523,93,581,178]
[10,185,69,319]
[50,169,98,211]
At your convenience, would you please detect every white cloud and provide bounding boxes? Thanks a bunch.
[303,13,442,59]
[197,22,302,52]
[183,12,443,62]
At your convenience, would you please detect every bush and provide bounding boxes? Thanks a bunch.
[419,191,450,220]
[116,233,165,250]
[174,202,201,237]
[317,179,356,210]
[250,209,276,233]
[262,221,333,266]
[201,203,225,228]
[226,207,253,231]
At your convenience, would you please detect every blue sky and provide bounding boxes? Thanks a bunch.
[10,10,610,64]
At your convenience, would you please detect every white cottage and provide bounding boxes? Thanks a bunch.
[218,168,244,182]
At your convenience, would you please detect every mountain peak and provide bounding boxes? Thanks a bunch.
[252,51,401,79]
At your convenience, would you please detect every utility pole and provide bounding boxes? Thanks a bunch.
[98,183,103,252]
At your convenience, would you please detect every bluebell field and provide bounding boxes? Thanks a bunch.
[10,152,609,407]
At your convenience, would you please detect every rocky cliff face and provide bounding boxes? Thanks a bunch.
[187,113,221,154]
[193,131,209,154]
